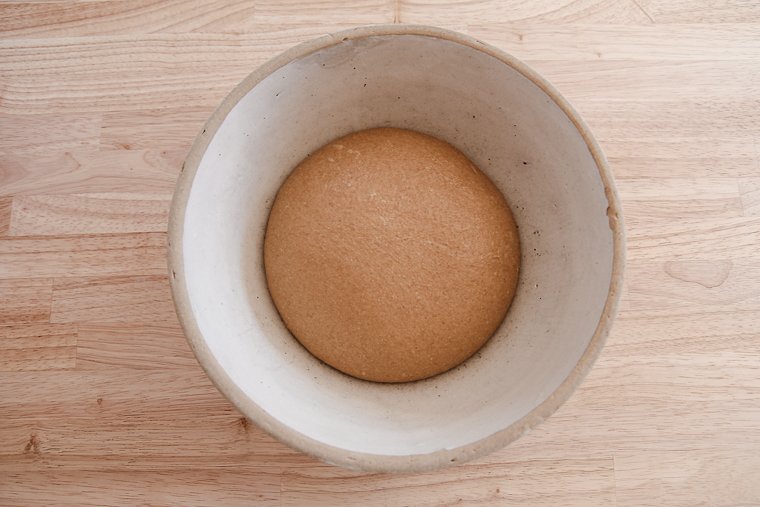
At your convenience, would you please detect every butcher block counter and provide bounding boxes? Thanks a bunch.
[1,1,759,505]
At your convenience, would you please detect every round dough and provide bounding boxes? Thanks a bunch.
[264,127,520,382]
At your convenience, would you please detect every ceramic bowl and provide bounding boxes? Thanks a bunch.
[168,25,625,473]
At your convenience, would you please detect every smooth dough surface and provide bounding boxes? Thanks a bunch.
[264,127,520,382]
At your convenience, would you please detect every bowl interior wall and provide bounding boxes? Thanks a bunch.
[181,34,614,456]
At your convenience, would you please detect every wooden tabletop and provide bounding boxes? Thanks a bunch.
[2,1,759,505]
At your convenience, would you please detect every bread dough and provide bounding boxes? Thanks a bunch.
[264,127,520,382]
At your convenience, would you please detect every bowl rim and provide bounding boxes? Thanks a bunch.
[167,24,626,473]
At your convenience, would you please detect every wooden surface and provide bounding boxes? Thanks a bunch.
[1,1,759,505]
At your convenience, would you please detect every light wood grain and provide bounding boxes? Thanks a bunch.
[0,233,167,278]
[1,1,760,505]
[50,275,176,324]
[636,0,760,23]
[399,0,655,25]
[0,278,52,324]
[74,323,194,370]
[0,148,182,196]
[9,193,170,235]
[0,0,395,38]
[0,322,77,371]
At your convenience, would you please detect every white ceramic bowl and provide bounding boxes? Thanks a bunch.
[169,25,625,473]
